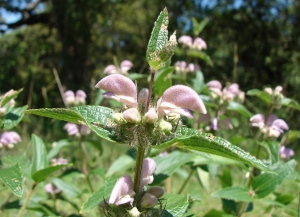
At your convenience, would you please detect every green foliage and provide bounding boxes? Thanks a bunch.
[1,105,27,129]
[212,186,254,202]
[0,164,23,197]
[156,127,274,174]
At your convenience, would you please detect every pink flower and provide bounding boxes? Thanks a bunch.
[104,60,133,75]
[64,90,75,105]
[75,90,87,105]
[178,35,193,47]
[50,158,68,166]
[109,175,135,206]
[45,183,61,194]
[64,123,79,136]
[95,74,137,108]
[279,146,294,160]
[192,37,207,50]
[140,158,156,190]
[0,131,21,148]
[250,114,289,138]
[157,85,207,118]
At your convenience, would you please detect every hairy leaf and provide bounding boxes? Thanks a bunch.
[0,164,23,197]
[1,105,27,129]
[156,127,274,174]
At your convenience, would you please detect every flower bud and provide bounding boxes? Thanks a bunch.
[138,88,149,106]
[123,108,140,123]
[140,158,156,190]
[75,90,87,105]
[109,175,135,206]
[140,193,158,208]
[146,186,165,198]
[0,107,6,117]
[128,207,141,217]
[113,112,126,123]
[158,119,172,133]
[120,60,133,73]
[64,90,75,105]
[144,108,158,123]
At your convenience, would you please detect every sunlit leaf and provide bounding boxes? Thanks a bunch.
[32,164,71,183]
[1,105,27,129]
[0,88,23,107]
[247,89,271,104]
[160,194,189,217]
[227,102,252,117]
[0,164,23,197]
[155,127,274,174]
[212,186,253,202]
[31,134,49,175]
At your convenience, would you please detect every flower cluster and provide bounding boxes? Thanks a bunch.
[63,123,91,137]
[199,113,233,131]
[50,158,68,166]
[95,74,207,144]
[178,35,207,50]
[206,80,245,104]
[45,183,61,195]
[64,90,87,106]
[279,146,294,160]
[104,60,133,75]
[250,114,289,138]
[0,131,21,149]
[105,158,164,212]
[174,61,200,75]
[264,85,284,108]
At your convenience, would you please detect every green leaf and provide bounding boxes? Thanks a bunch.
[106,155,135,177]
[192,17,209,36]
[1,105,27,129]
[52,178,80,198]
[252,160,296,198]
[155,127,274,174]
[0,164,23,197]
[80,177,118,213]
[212,186,253,202]
[281,97,300,111]
[160,193,189,217]
[0,88,23,107]
[247,89,271,104]
[31,164,71,183]
[187,50,213,66]
[31,134,48,175]
[47,139,72,160]
[146,8,169,67]
[154,67,174,96]
[25,108,86,124]
[275,193,295,205]
[226,102,252,117]
[153,151,196,176]
[192,71,205,94]
[128,73,147,80]
[197,167,210,191]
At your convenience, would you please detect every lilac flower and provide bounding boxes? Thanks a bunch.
[45,183,61,194]
[140,158,156,190]
[279,146,295,160]
[109,175,135,206]
[123,108,140,123]
[104,60,133,75]
[64,90,75,105]
[0,131,21,148]
[250,114,289,138]
[75,90,87,105]
[95,74,137,108]
[192,37,207,50]
[199,113,233,131]
[64,123,79,136]
[178,35,193,47]
[79,125,91,136]
[157,85,207,118]
[140,193,158,208]
[50,158,68,166]
[0,107,6,117]
[174,61,200,74]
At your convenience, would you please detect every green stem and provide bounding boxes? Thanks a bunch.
[146,68,156,111]
[17,183,37,217]
[177,168,195,194]
[133,145,146,206]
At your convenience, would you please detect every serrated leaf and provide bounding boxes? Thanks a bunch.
[25,108,86,124]
[160,193,189,217]
[0,164,23,197]
[155,127,274,174]
[226,102,252,117]
[146,8,169,65]
[212,186,253,202]
[52,177,80,198]
[252,160,296,198]
[1,105,27,129]
[31,134,49,175]
[154,67,174,96]
[80,177,118,213]
[31,164,71,183]
[246,89,271,104]
[0,88,23,107]
[106,155,135,177]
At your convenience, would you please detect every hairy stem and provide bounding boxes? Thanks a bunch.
[17,182,37,217]
[133,145,146,206]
